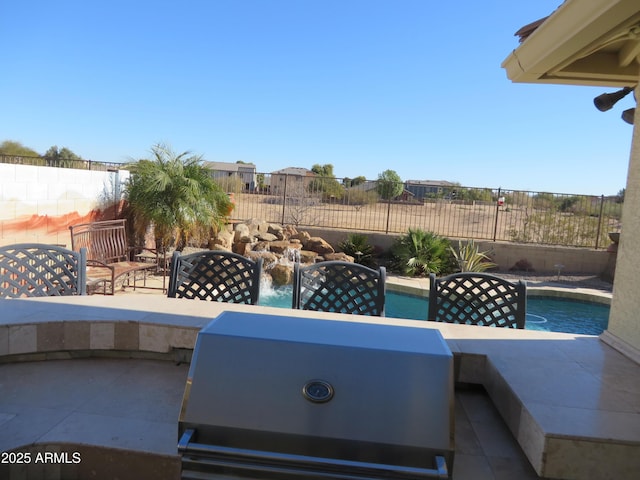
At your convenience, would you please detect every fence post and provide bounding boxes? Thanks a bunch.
[595,194,605,249]
[280,174,288,226]
[492,187,501,242]
[385,196,392,234]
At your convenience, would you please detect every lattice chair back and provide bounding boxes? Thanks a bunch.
[292,261,386,316]
[167,250,262,304]
[428,273,526,329]
[0,244,87,298]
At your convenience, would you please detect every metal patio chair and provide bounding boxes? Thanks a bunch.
[428,272,526,328]
[0,243,87,298]
[292,261,386,316]
[167,250,262,304]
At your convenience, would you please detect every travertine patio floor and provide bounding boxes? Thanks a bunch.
[0,276,637,480]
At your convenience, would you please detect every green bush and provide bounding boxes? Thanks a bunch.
[390,229,455,277]
[338,233,376,267]
[450,239,496,272]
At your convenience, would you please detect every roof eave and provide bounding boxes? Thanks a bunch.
[502,0,640,87]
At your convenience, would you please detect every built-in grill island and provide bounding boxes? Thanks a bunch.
[178,312,454,479]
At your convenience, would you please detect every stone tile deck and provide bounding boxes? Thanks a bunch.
[0,278,638,480]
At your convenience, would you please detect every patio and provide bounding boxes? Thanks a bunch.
[1,277,638,480]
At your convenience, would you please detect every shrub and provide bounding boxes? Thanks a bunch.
[338,233,376,267]
[450,239,496,272]
[390,229,454,277]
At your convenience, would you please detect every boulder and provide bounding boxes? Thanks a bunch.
[290,230,311,246]
[234,223,251,243]
[299,250,318,263]
[323,252,354,262]
[252,241,271,252]
[246,218,269,234]
[256,232,278,242]
[246,251,278,267]
[267,224,284,239]
[270,263,293,286]
[306,237,335,255]
[233,241,252,256]
[283,225,298,238]
[269,241,302,255]
[210,229,233,250]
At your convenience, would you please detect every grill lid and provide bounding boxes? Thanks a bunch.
[179,312,454,476]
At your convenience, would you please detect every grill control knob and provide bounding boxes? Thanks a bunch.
[302,380,334,403]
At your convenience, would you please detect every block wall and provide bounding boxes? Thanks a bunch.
[0,164,128,248]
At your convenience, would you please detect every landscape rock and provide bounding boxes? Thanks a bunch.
[290,230,311,246]
[267,224,284,239]
[269,241,302,255]
[306,237,335,255]
[270,263,293,286]
[323,252,354,262]
[299,250,318,263]
[246,251,278,266]
[234,223,251,242]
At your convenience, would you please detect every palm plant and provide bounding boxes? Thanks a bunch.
[338,233,376,267]
[450,239,497,272]
[123,143,231,250]
[390,228,452,276]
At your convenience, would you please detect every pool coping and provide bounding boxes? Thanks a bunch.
[386,276,613,304]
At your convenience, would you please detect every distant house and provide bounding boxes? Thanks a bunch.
[405,180,456,200]
[270,167,315,195]
[202,161,257,191]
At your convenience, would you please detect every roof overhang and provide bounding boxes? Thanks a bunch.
[502,0,640,87]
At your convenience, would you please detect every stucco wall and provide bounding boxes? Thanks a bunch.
[606,96,640,357]
[0,164,127,248]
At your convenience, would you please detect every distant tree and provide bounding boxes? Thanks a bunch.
[256,173,266,192]
[616,188,625,203]
[351,175,367,186]
[310,163,343,200]
[311,164,335,177]
[343,176,367,187]
[377,169,403,200]
[0,140,40,157]
[43,146,84,167]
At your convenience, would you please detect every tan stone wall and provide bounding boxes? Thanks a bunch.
[304,227,611,275]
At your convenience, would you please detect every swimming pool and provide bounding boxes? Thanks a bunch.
[259,287,610,335]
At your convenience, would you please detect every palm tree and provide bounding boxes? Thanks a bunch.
[124,143,231,250]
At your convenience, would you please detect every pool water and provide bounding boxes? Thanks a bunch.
[259,288,610,335]
[526,297,609,335]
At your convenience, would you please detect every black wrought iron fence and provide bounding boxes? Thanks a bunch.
[224,173,623,249]
[1,155,622,249]
[0,154,123,171]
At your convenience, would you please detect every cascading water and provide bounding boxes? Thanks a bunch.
[261,246,302,296]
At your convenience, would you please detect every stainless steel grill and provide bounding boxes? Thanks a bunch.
[178,312,454,479]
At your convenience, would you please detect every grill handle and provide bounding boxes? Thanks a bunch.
[179,429,449,480]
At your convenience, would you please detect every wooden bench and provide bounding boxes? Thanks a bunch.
[69,219,158,295]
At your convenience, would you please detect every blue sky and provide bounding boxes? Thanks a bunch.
[0,1,634,196]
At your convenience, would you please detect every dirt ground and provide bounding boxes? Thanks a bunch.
[230,193,615,248]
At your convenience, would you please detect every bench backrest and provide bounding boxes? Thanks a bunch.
[69,219,131,263]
